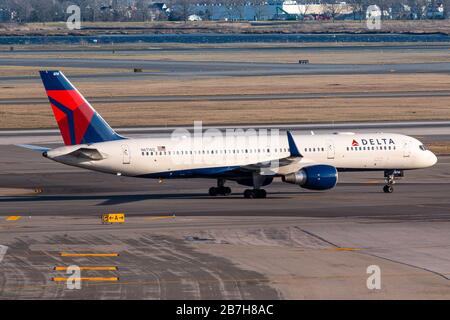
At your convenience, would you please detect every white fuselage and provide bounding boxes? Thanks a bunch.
[46,132,437,179]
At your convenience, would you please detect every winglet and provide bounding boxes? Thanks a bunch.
[287,131,302,157]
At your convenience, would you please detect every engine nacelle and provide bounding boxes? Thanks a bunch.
[282,165,338,190]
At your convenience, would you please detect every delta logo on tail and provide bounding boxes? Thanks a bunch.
[39,71,123,146]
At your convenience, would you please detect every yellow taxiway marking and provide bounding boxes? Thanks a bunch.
[5,216,21,221]
[60,253,119,257]
[54,266,118,271]
[51,277,119,282]
[145,215,176,221]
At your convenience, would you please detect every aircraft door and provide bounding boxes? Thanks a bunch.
[326,140,335,159]
[403,141,411,158]
[122,144,131,164]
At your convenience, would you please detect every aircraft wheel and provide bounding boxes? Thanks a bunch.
[383,185,394,193]
[209,187,218,196]
[244,189,255,198]
[244,189,266,198]
[256,189,267,198]
[223,187,232,196]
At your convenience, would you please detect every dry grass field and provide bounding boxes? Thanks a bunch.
[1,72,450,98]
[1,20,450,35]
[0,72,449,128]
[428,142,450,155]
[0,45,449,129]
[1,44,449,65]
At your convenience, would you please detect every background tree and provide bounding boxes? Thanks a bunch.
[325,0,344,21]
[442,0,450,18]
[253,0,268,21]
[348,0,367,21]
[169,0,194,21]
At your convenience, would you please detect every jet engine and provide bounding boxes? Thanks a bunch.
[282,165,338,190]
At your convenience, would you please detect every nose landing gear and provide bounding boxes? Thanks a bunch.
[383,184,394,193]
[383,170,403,193]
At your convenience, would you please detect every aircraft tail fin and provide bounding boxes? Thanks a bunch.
[39,70,124,146]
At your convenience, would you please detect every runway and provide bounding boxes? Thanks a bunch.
[1,58,450,81]
[0,121,449,299]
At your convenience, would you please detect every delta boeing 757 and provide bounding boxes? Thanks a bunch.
[18,71,437,198]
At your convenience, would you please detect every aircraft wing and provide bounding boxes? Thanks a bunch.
[237,131,304,175]
[239,156,301,173]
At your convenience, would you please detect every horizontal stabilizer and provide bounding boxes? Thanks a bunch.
[16,144,51,152]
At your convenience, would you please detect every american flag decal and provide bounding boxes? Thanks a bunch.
[157,146,166,151]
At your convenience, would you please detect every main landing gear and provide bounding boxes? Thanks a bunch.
[243,189,266,199]
[383,170,403,193]
[208,175,269,199]
[243,173,267,199]
[209,179,231,196]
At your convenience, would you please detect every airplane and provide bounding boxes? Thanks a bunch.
[17,70,438,199]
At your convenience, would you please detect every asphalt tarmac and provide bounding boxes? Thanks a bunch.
[0,123,449,299]
[1,58,450,81]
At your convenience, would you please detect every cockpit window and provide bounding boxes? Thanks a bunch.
[419,145,427,151]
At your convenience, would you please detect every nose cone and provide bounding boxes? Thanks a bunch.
[429,152,438,166]
[422,150,438,168]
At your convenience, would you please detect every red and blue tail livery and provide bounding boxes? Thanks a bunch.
[39,70,124,145]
